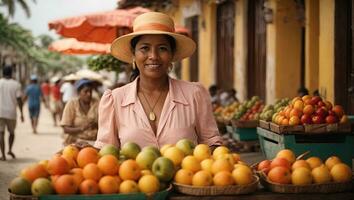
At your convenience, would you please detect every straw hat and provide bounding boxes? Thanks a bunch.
[111,12,196,63]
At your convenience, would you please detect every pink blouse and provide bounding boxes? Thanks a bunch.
[94,78,223,149]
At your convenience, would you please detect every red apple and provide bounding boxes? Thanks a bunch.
[303,105,315,115]
[310,96,322,105]
[315,108,328,119]
[312,115,324,124]
[328,110,336,116]
[325,115,338,124]
[317,101,326,107]
[332,105,344,118]
[323,100,333,110]
[301,114,312,124]
[258,160,271,174]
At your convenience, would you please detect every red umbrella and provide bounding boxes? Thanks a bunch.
[48,7,150,43]
[48,7,191,43]
[48,38,110,55]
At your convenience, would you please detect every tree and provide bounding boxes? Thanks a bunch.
[0,0,36,18]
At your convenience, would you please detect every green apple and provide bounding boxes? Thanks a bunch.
[120,142,141,159]
[142,145,161,157]
[152,157,175,182]
[99,144,120,159]
[9,177,31,195]
[136,150,159,170]
[31,178,54,196]
[176,139,196,156]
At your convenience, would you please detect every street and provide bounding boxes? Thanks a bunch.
[0,104,62,199]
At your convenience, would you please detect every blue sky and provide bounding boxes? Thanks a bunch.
[2,0,118,38]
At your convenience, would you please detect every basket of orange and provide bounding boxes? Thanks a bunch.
[8,142,173,200]
[253,149,354,193]
[170,144,259,196]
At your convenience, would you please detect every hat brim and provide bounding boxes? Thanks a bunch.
[110,30,196,63]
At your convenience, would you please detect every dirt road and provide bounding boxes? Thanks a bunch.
[0,105,62,199]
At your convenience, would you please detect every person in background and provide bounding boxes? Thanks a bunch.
[95,12,223,149]
[50,78,63,126]
[0,66,24,160]
[23,75,47,134]
[297,87,309,97]
[313,89,320,96]
[209,84,220,107]
[41,79,50,109]
[60,79,77,107]
[60,79,98,146]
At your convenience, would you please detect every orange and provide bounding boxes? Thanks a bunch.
[192,170,213,186]
[306,157,323,169]
[47,155,70,175]
[200,159,214,174]
[325,156,342,170]
[193,144,211,161]
[291,160,311,171]
[174,169,194,185]
[330,163,352,183]
[213,171,234,186]
[232,165,254,185]
[181,156,201,173]
[270,157,291,170]
[82,163,102,181]
[97,155,119,175]
[21,163,49,183]
[311,165,331,184]
[291,167,312,185]
[119,180,139,193]
[62,145,79,160]
[267,166,291,184]
[138,175,160,193]
[69,168,84,186]
[212,146,230,160]
[211,158,233,174]
[79,179,99,194]
[54,175,78,195]
[61,154,78,169]
[76,147,100,168]
[119,159,141,181]
[99,175,119,194]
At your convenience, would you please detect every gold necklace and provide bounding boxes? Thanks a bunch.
[140,89,164,121]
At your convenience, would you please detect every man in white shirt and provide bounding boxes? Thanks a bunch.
[60,80,77,107]
[0,66,24,161]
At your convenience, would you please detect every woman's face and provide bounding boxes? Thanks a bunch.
[134,35,174,79]
[78,86,92,103]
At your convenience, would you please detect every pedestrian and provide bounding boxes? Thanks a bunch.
[60,78,77,108]
[297,87,309,97]
[41,79,50,109]
[94,12,223,149]
[60,79,98,146]
[0,65,24,160]
[50,77,63,126]
[23,75,47,134]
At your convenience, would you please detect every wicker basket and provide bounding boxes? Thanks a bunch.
[173,175,259,196]
[259,174,354,193]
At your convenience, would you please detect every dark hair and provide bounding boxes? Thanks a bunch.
[209,85,218,96]
[129,35,177,82]
[2,66,12,77]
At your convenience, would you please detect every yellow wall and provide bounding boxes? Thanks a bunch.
[267,0,302,103]
[234,0,248,102]
[318,0,334,102]
[171,0,215,88]
[305,0,319,94]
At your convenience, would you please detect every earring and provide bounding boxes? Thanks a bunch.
[132,59,136,70]
[168,62,175,73]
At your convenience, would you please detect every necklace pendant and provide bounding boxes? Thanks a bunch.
[149,112,156,121]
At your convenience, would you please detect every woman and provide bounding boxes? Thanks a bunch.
[60,79,98,146]
[95,12,223,149]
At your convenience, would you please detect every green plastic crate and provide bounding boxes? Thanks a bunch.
[232,127,258,141]
[257,127,354,167]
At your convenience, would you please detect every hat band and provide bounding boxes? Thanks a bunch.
[134,23,175,33]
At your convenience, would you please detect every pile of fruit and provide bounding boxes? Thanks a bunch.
[259,98,291,122]
[214,102,240,122]
[9,142,176,196]
[256,149,353,185]
[233,96,264,121]
[271,95,348,126]
[171,142,256,187]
